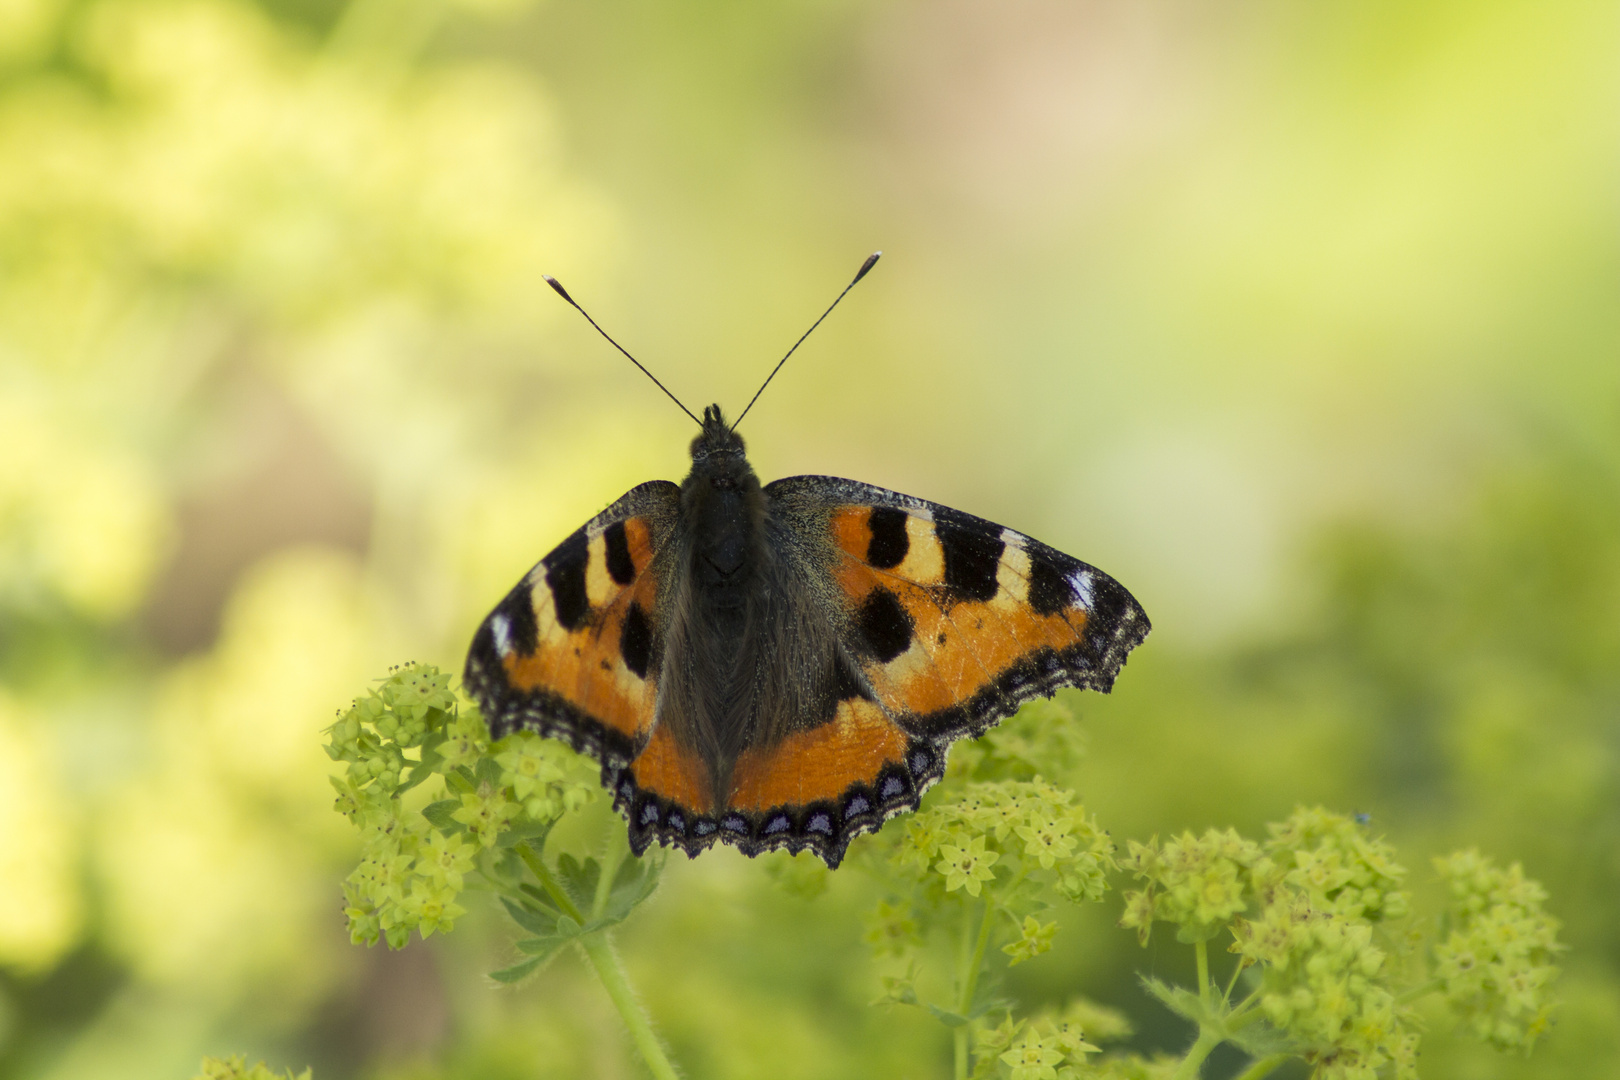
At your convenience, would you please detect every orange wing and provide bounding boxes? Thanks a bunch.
[642,476,1151,868]
[464,481,681,770]
[769,476,1150,745]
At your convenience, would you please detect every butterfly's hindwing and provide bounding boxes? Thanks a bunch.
[464,480,681,765]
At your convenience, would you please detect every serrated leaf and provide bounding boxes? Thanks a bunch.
[556,854,600,905]
[496,817,556,848]
[422,799,463,832]
[1227,1021,1301,1059]
[488,956,544,984]
[597,853,664,924]
[514,934,573,957]
[1142,976,1213,1025]
[967,982,1013,1021]
[501,898,561,936]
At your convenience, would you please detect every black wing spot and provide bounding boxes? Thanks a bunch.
[545,530,591,631]
[494,581,539,655]
[604,520,637,585]
[937,632,947,645]
[936,511,1003,603]
[866,506,910,569]
[1028,556,1075,616]
[620,602,652,679]
[857,587,914,663]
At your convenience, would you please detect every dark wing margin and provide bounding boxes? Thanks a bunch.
[462,480,682,766]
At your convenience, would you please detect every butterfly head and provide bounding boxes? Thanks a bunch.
[686,404,758,496]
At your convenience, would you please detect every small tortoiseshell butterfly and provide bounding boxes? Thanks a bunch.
[463,254,1149,868]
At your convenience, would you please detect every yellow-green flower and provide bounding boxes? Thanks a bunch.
[1000,1031,1064,1080]
[935,836,1000,896]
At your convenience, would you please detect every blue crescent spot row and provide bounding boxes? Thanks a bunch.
[609,741,945,868]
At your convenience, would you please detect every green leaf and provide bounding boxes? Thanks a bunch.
[926,1004,971,1027]
[515,934,574,957]
[500,898,561,936]
[421,799,463,833]
[444,768,476,795]
[1142,977,1215,1026]
[596,852,664,925]
[488,956,545,984]
[1227,1021,1300,1059]
[495,816,556,848]
[556,854,600,905]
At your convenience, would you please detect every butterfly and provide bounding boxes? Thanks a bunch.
[462,254,1149,868]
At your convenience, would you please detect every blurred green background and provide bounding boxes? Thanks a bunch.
[2,0,1618,1076]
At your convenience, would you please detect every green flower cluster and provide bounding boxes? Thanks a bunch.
[864,703,1120,1080]
[1232,892,1416,1079]
[1120,806,1410,947]
[1433,849,1563,1051]
[1117,807,1564,1080]
[325,664,597,948]
[190,1056,309,1080]
[1122,809,1416,1079]
[971,998,1172,1080]
[896,779,1115,913]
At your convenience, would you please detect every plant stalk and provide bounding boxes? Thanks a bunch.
[952,900,998,1080]
[1232,1054,1291,1080]
[1171,1028,1223,1080]
[577,930,682,1080]
[517,842,680,1079]
[1195,940,1211,1007]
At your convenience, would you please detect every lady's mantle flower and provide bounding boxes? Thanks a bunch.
[936,836,1000,896]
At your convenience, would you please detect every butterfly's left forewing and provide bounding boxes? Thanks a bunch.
[464,481,683,769]
[768,476,1150,747]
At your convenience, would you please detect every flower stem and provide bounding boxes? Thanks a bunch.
[1195,941,1211,1007]
[516,843,584,923]
[517,842,680,1079]
[577,930,682,1080]
[1232,1054,1290,1080]
[952,899,997,1080]
[1171,1028,1222,1080]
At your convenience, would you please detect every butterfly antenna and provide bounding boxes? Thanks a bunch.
[731,251,882,432]
[544,275,702,427]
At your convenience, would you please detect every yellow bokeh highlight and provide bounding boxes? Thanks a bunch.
[0,692,83,972]
[98,547,372,989]
[0,392,172,619]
